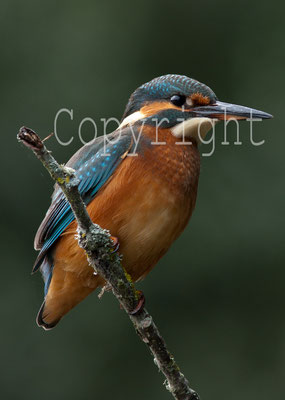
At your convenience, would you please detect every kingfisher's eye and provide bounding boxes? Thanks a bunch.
[170,94,186,107]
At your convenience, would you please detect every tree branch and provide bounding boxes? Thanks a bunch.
[17,126,200,400]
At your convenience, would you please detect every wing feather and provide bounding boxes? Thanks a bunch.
[33,129,134,272]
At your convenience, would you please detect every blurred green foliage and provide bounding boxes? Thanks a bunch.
[1,1,284,399]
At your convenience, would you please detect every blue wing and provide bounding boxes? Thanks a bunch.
[33,129,134,281]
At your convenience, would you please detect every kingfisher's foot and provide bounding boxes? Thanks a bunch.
[110,236,120,253]
[129,290,145,315]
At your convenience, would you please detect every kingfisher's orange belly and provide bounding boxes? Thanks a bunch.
[106,178,193,280]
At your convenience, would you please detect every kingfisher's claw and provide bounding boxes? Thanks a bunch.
[129,290,145,315]
[110,236,120,253]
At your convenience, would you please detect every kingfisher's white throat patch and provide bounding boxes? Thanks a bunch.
[171,117,217,142]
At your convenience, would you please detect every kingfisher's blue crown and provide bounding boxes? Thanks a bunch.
[122,74,217,119]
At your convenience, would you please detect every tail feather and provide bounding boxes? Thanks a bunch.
[36,267,101,330]
[37,301,60,330]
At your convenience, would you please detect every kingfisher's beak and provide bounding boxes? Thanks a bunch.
[191,101,273,120]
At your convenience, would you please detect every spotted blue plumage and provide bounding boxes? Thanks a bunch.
[33,129,136,294]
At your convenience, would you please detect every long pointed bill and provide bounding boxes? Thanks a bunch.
[191,100,273,120]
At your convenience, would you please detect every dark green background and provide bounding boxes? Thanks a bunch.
[1,1,284,399]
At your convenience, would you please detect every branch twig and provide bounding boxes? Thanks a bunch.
[17,126,200,400]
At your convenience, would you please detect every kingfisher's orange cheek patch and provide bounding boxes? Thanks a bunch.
[191,93,211,106]
[141,101,181,117]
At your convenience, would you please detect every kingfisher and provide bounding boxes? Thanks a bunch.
[33,74,272,330]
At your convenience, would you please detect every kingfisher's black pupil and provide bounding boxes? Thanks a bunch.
[170,94,186,107]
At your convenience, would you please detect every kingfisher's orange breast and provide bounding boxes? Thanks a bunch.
[43,128,200,324]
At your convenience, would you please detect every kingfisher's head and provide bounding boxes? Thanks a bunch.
[120,74,272,141]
